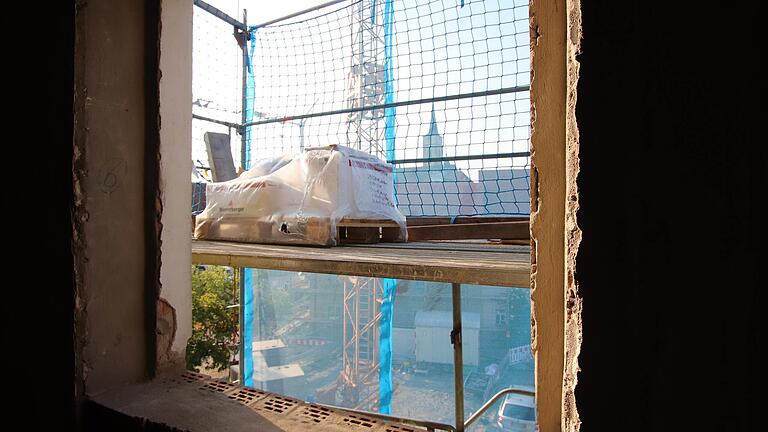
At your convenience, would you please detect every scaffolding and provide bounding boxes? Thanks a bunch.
[191,0,533,424]
[338,0,389,412]
[340,276,382,410]
[345,0,386,158]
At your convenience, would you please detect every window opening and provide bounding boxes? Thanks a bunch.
[189,1,533,430]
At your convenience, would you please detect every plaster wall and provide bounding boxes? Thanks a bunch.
[529,1,567,430]
[74,0,150,393]
[158,0,194,368]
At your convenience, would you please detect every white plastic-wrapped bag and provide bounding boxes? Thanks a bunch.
[194,145,407,246]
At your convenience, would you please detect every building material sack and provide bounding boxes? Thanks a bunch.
[194,145,407,246]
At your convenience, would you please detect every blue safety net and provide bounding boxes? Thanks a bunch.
[191,0,533,417]
[241,0,530,217]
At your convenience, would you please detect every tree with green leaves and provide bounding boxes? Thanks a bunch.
[186,265,239,372]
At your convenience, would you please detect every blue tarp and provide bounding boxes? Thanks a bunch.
[240,8,399,407]
[242,268,253,386]
[379,0,396,415]
[242,28,257,387]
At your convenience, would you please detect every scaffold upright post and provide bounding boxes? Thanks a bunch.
[240,9,248,171]
[237,9,248,384]
[451,282,465,431]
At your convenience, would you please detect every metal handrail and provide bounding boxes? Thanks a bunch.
[464,387,536,430]
[318,386,535,431]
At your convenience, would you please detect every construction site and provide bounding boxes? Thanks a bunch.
[187,0,534,430]
[235,270,534,426]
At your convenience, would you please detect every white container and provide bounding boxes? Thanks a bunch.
[414,310,480,366]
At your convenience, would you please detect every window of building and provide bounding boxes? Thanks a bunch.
[74,0,570,430]
[184,1,552,430]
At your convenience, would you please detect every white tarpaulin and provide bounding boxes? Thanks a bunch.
[195,145,407,246]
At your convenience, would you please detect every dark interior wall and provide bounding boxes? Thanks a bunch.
[2,1,76,430]
[575,2,765,430]
[4,0,159,429]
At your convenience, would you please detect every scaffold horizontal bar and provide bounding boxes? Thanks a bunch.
[193,0,246,31]
[192,114,242,130]
[388,152,530,165]
[242,85,531,128]
[252,0,350,29]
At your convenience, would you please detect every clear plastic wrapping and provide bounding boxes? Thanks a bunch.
[194,145,407,246]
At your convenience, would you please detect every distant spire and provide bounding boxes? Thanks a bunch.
[422,104,444,166]
[427,104,440,136]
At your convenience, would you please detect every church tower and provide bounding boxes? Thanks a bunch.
[422,106,444,170]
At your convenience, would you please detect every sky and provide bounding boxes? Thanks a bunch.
[192,0,531,181]
[202,0,326,26]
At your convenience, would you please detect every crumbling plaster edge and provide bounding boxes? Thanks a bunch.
[145,0,163,378]
[563,1,582,431]
[156,0,195,373]
[72,0,90,420]
[529,0,582,430]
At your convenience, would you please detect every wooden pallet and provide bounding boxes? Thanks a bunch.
[194,216,405,246]
[406,220,529,242]
[336,218,405,244]
[194,216,528,245]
